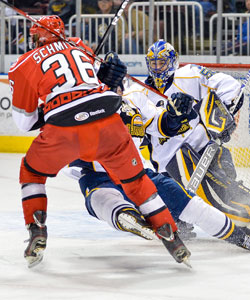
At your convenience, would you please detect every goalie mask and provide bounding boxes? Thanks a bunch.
[29,15,65,49]
[146,40,179,89]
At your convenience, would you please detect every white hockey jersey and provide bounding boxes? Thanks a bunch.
[140,64,241,172]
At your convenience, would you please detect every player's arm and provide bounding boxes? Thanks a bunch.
[158,93,197,137]
[97,51,127,91]
[126,90,197,138]
[9,66,41,132]
[195,64,242,109]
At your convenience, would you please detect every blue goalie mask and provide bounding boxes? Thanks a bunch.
[146,40,179,89]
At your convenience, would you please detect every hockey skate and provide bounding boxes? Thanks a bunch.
[24,210,47,268]
[240,235,250,250]
[235,232,250,250]
[117,208,157,240]
[157,223,191,267]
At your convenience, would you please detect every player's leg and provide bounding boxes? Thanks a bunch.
[21,125,81,267]
[145,168,196,239]
[95,114,177,232]
[20,158,48,268]
[146,167,250,250]
[75,166,155,239]
[179,195,250,250]
[92,114,191,264]
[83,179,156,240]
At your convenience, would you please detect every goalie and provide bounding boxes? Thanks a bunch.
[140,40,249,228]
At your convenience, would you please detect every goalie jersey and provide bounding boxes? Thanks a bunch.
[141,64,241,172]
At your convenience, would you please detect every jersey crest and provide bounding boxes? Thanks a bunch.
[158,137,169,145]
[120,102,145,138]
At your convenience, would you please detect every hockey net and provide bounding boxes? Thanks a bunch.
[181,63,250,188]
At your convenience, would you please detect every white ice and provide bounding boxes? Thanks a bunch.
[1,153,250,300]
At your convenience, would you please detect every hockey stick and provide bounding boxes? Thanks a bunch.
[186,141,220,193]
[186,92,235,194]
[94,0,130,55]
[0,0,170,103]
[0,0,96,57]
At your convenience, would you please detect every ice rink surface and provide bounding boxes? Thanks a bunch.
[1,153,250,300]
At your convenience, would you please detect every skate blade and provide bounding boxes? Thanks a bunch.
[176,248,192,268]
[25,250,44,268]
[118,213,157,240]
[182,256,192,268]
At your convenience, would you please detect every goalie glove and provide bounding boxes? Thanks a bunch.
[167,92,194,117]
[162,93,197,136]
[97,51,127,91]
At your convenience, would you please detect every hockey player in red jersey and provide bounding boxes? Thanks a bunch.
[8,15,190,267]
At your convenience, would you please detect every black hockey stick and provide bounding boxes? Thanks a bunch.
[0,0,93,55]
[94,0,130,55]
[186,92,235,193]
[0,0,171,102]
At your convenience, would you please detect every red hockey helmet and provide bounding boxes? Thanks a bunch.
[29,15,65,48]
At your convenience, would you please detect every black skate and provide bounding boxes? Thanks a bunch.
[240,226,250,236]
[117,208,157,240]
[157,223,191,267]
[24,210,47,268]
[237,234,250,250]
[224,225,250,251]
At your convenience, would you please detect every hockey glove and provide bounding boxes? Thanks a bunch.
[162,93,197,136]
[97,51,127,90]
[167,92,194,117]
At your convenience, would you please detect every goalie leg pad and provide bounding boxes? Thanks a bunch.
[166,144,250,224]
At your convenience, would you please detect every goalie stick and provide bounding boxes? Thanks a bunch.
[186,141,220,194]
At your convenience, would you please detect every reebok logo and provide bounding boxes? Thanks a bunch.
[90,109,105,116]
